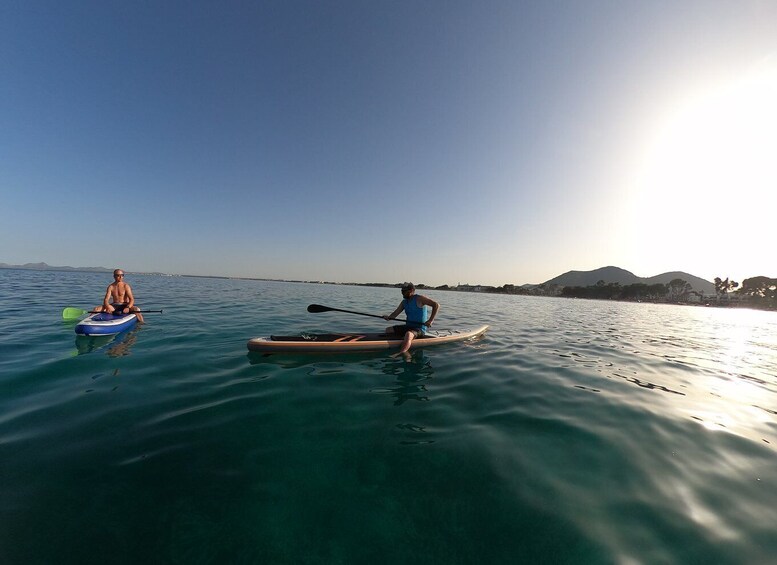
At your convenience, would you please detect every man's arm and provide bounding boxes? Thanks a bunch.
[384,302,405,321]
[124,284,135,309]
[103,285,114,308]
[419,295,440,325]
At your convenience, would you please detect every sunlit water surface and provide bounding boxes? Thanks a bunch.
[1,270,776,564]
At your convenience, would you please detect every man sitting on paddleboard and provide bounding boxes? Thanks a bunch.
[383,282,439,354]
[95,269,145,323]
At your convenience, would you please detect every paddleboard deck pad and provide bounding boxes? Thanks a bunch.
[247,325,488,353]
[75,312,138,336]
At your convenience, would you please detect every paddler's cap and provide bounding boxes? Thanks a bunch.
[401,282,414,291]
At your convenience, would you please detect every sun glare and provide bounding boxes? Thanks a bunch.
[629,61,777,277]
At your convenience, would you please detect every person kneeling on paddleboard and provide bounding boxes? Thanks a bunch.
[383,282,439,354]
[94,268,145,323]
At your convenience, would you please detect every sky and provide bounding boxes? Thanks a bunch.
[1,1,775,287]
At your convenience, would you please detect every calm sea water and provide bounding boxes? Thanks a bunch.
[1,269,776,564]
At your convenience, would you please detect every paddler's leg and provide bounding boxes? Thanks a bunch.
[387,324,404,336]
[398,328,417,354]
[131,306,145,323]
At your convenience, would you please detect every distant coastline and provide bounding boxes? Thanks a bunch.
[3,262,772,311]
[0,263,170,276]
[0,262,113,273]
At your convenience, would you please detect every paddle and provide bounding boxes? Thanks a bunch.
[62,307,163,320]
[306,304,420,326]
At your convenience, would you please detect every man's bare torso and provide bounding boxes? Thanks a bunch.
[108,282,131,303]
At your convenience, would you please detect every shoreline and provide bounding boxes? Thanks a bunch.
[3,265,773,312]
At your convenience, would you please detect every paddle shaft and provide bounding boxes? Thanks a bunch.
[63,307,162,320]
[307,304,422,326]
[88,309,163,314]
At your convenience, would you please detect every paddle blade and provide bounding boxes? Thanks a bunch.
[62,307,88,320]
[307,304,331,313]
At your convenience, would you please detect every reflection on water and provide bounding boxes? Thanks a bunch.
[74,327,139,357]
[246,350,389,368]
[370,350,435,406]
[370,351,438,445]
[246,348,435,397]
[75,334,117,355]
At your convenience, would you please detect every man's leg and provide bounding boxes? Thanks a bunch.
[131,306,145,323]
[398,330,416,354]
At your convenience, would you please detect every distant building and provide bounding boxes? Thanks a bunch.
[456,284,483,292]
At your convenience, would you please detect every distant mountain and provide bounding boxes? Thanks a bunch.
[0,262,112,273]
[543,266,715,294]
[543,266,641,287]
[642,272,715,294]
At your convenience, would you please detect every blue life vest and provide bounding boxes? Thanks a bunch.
[403,297,429,333]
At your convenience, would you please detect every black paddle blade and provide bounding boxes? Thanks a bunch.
[307,304,330,313]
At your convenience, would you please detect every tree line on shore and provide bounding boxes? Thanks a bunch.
[410,276,776,311]
[528,275,775,310]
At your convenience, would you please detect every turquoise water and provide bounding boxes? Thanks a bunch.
[1,269,776,564]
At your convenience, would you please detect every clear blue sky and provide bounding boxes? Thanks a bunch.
[2,1,775,286]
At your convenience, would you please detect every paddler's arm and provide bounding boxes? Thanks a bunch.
[418,295,440,326]
[124,284,136,312]
[103,285,114,310]
[383,302,404,321]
